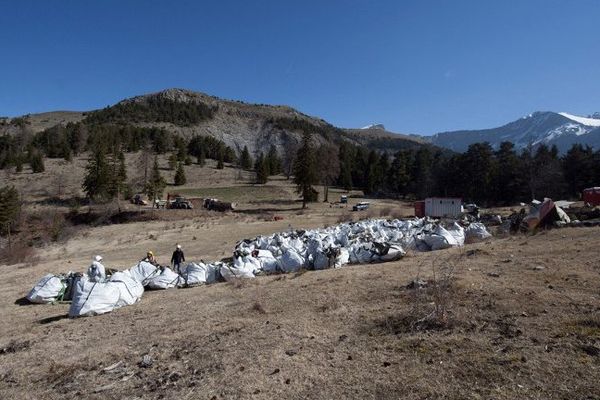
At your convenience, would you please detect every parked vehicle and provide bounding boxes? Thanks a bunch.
[170,197,193,209]
[352,201,370,211]
[131,194,148,206]
[340,195,348,204]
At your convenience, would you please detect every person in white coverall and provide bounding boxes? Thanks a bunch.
[87,255,106,282]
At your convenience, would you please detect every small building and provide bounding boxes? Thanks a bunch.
[583,187,600,206]
[415,197,462,218]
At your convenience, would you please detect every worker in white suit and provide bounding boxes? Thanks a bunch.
[87,255,106,282]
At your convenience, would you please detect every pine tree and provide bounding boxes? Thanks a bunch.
[240,146,253,170]
[15,155,23,173]
[112,150,128,199]
[174,162,187,185]
[197,147,206,166]
[293,132,317,208]
[388,150,412,197]
[82,147,111,200]
[168,153,178,170]
[266,145,282,175]
[0,185,20,246]
[315,144,339,202]
[255,153,269,184]
[216,147,224,169]
[146,156,166,204]
[563,144,595,197]
[30,150,45,173]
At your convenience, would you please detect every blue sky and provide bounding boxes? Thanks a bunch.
[0,0,598,135]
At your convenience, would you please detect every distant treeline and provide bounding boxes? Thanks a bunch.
[85,97,217,126]
[0,121,236,169]
[2,112,600,205]
[336,141,600,205]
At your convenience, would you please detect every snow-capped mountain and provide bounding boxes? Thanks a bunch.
[361,123,386,130]
[430,111,600,153]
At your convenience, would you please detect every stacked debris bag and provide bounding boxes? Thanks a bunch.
[27,272,82,304]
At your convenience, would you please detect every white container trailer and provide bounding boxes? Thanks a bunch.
[424,197,463,218]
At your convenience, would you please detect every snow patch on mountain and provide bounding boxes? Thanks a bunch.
[361,123,385,130]
[559,112,600,127]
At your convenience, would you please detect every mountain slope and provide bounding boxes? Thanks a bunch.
[430,111,600,153]
[2,88,430,156]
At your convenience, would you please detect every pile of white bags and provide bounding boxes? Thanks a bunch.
[233,218,484,275]
[29,217,492,318]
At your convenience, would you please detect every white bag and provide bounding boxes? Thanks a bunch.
[219,261,256,281]
[379,244,406,262]
[109,271,144,306]
[465,222,492,243]
[255,249,279,273]
[278,249,305,272]
[147,267,182,289]
[26,274,65,304]
[128,261,160,285]
[68,279,121,317]
[184,262,218,286]
[333,248,350,268]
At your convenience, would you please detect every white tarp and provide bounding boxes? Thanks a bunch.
[27,274,64,304]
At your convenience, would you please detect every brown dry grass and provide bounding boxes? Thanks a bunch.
[1,223,600,399]
[2,160,599,399]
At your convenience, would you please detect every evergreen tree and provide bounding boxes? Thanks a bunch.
[266,144,282,175]
[197,146,206,166]
[315,144,339,202]
[82,147,111,200]
[563,144,595,197]
[532,144,566,199]
[337,142,353,191]
[293,132,317,208]
[29,150,45,173]
[0,185,20,242]
[493,142,523,204]
[168,153,178,170]
[216,147,224,169]
[410,147,434,199]
[15,155,23,173]
[174,162,187,185]
[146,156,166,203]
[460,143,496,204]
[113,150,128,198]
[240,146,253,170]
[388,150,412,197]
[255,153,269,184]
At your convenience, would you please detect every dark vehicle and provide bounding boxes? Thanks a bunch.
[170,197,193,209]
[340,195,348,204]
[352,202,370,211]
[131,193,148,206]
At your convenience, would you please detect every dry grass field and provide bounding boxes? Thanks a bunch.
[1,157,599,399]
